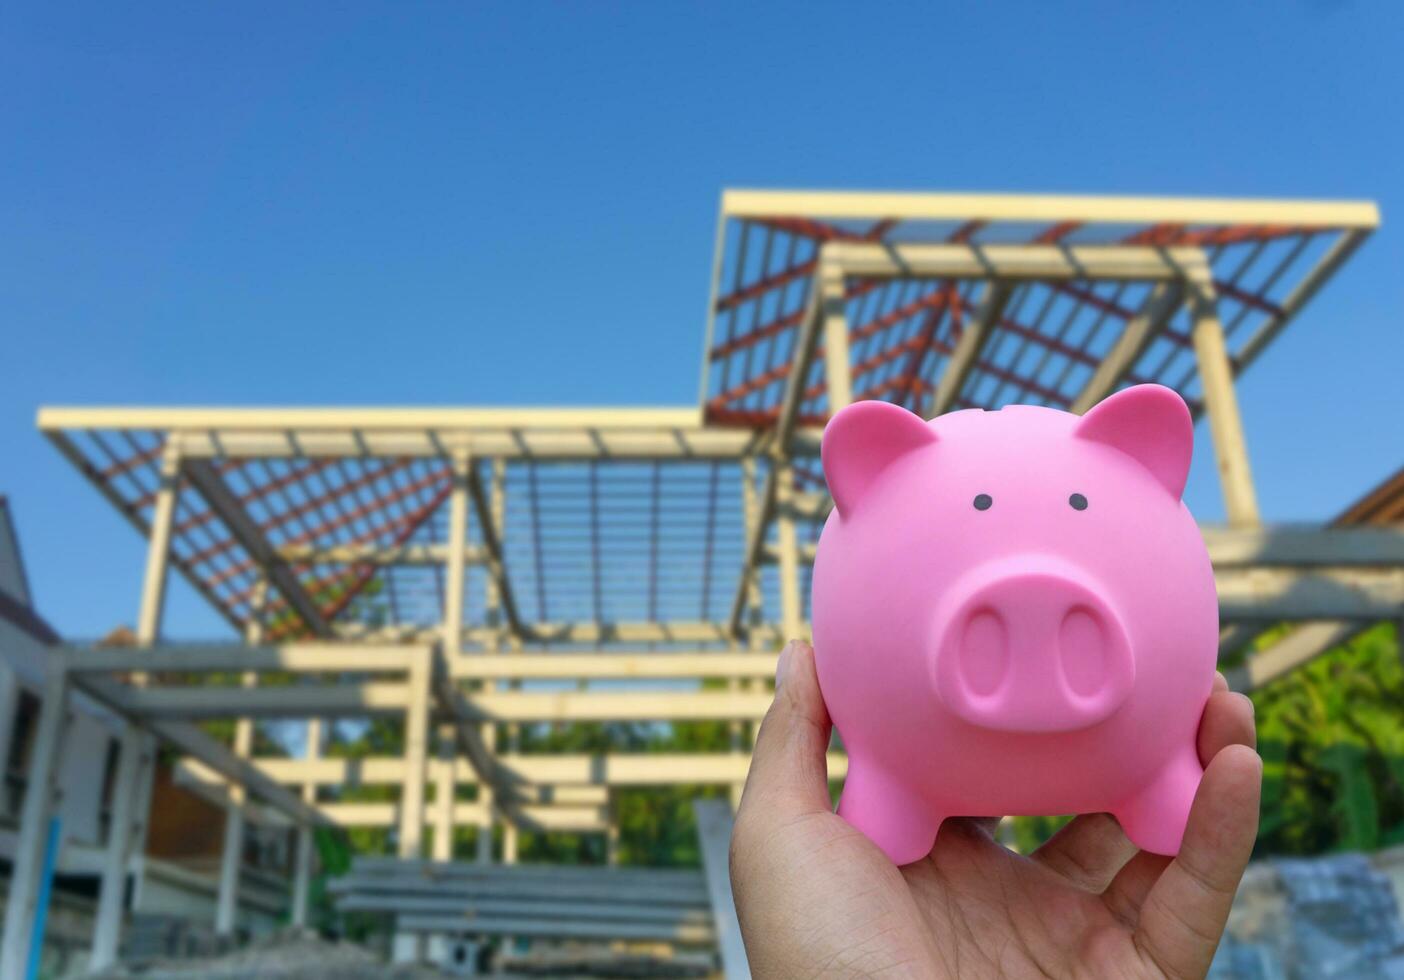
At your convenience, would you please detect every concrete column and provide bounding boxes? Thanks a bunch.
[431,731,457,862]
[398,650,432,859]
[136,445,181,650]
[476,456,501,866]
[819,259,853,412]
[774,462,804,641]
[0,661,71,980]
[0,668,17,815]
[214,802,246,936]
[216,580,265,937]
[433,452,469,862]
[82,450,180,971]
[1191,282,1261,527]
[391,650,431,966]
[90,726,147,970]
[290,717,321,930]
[290,825,313,930]
[494,462,522,759]
[605,806,621,867]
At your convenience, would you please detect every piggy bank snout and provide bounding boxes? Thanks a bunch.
[933,561,1135,734]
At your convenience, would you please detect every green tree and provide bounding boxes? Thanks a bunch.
[1251,622,1404,855]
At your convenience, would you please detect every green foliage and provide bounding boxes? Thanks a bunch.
[1004,624,1404,857]
[1252,622,1404,856]
[1009,814,1074,854]
[303,626,1404,873]
[504,679,739,865]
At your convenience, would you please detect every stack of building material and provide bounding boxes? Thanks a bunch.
[328,858,717,946]
[1210,850,1404,979]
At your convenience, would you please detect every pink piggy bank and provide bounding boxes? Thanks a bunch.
[811,383,1218,864]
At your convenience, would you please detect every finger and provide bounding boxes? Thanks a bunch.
[1133,745,1262,978]
[1031,812,1137,892]
[737,640,834,820]
[1102,850,1171,926]
[1197,690,1255,764]
[1104,690,1254,923]
[966,816,1003,838]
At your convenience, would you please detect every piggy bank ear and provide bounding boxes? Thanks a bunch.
[821,400,937,517]
[1074,384,1192,500]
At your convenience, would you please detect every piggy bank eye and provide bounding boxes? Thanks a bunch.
[1069,493,1089,511]
[972,493,993,511]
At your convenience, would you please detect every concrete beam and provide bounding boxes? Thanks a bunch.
[1216,567,1404,621]
[1069,283,1186,414]
[822,242,1213,283]
[184,460,331,635]
[1223,621,1362,692]
[80,678,413,720]
[446,652,779,681]
[1203,525,1404,567]
[225,752,850,790]
[929,282,1015,417]
[720,189,1380,230]
[61,642,431,675]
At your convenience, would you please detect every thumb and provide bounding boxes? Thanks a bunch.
[737,640,835,819]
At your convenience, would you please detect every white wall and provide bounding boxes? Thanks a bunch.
[0,618,125,850]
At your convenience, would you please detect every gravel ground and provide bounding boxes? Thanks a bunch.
[76,930,448,979]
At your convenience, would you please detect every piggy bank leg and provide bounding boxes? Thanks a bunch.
[1113,748,1203,856]
[837,762,941,866]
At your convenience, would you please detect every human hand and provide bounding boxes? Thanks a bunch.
[730,640,1261,979]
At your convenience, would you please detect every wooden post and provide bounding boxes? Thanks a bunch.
[1191,281,1261,527]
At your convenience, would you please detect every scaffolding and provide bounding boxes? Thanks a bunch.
[5,189,1400,977]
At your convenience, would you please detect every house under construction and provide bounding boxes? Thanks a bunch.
[3,189,1401,978]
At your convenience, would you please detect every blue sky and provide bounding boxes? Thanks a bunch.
[2,2,1401,639]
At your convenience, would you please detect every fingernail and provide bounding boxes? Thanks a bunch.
[1234,692,1256,716]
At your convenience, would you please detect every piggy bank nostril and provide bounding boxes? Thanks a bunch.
[1058,606,1107,697]
[960,608,1008,697]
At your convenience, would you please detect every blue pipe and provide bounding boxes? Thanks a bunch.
[24,817,61,980]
